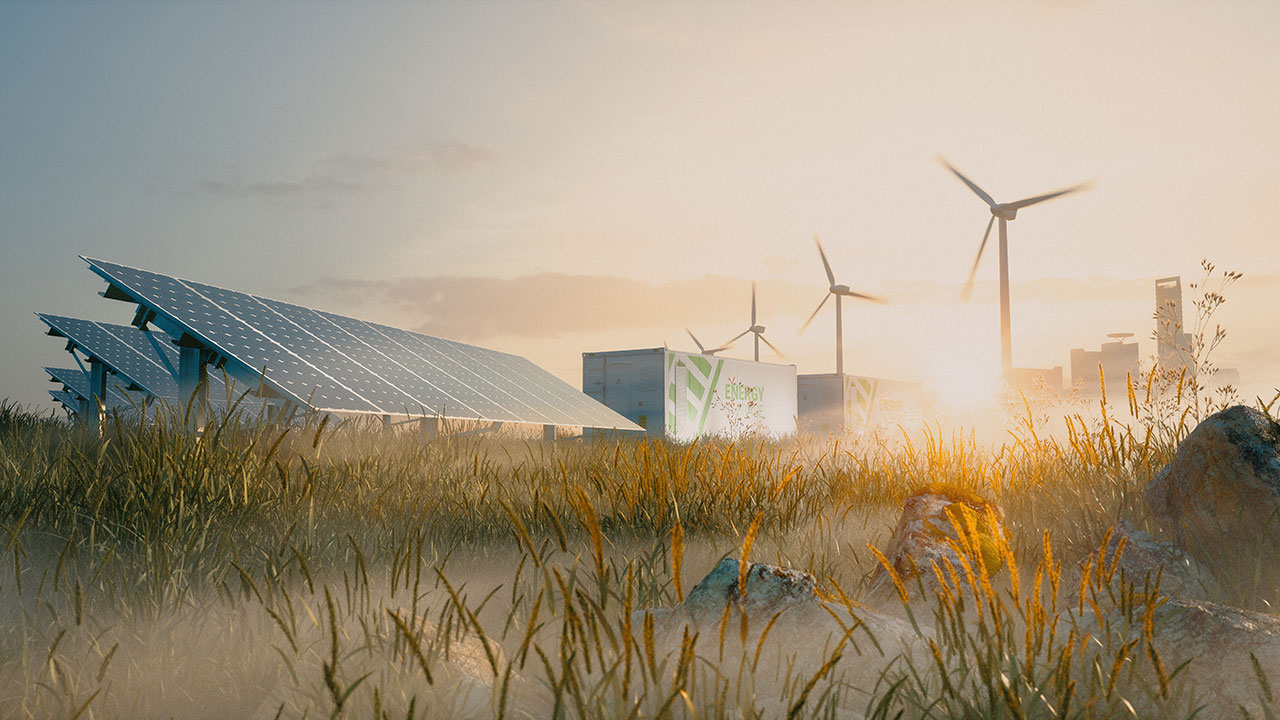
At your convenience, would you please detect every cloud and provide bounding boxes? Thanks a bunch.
[289,273,759,340]
[196,141,498,203]
[430,142,498,174]
[195,176,381,200]
[286,270,1177,343]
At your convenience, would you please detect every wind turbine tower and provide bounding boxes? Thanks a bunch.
[799,236,886,375]
[939,158,1092,374]
[724,282,783,362]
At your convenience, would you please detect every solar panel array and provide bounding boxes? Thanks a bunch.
[38,314,264,411]
[44,366,135,409]
[82,258,638,430]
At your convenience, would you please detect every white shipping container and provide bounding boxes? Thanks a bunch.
[583,348,797,440]
[797,373,924,436]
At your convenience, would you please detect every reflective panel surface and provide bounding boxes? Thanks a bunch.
[83,258,639,429]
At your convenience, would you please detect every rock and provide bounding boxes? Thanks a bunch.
[1147,599,1280,716]
[681,557,821,626]
[865,484,1010,603]
[1065,520,1221,603]
[1143,405,1280,546]
[633,558,922,709]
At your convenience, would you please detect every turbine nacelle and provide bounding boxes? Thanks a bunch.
[990,205,1018,221]
[750,325,765,334]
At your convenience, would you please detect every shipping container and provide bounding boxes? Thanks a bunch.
[583,348,797,440]
[797,373,924,436]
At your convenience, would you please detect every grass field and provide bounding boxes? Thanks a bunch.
[0,392,1275,719]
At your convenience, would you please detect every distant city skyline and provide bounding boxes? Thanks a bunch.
[2,1,1277,410]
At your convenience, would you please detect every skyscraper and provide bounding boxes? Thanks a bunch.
[1155,276,1191,374]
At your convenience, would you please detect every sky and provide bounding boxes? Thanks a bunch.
[2,0,1277,413]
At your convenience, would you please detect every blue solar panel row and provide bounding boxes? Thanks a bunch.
[39,315,264,411]
[44,367,136,408]
[83,257,637,429]
[49,389,80,413]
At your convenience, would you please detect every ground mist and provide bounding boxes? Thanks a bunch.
[0,395,1276,718]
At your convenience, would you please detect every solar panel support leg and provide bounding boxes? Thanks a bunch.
[179,346,209,433]
[420,416,438,439]
[542,424,556,443]
[267,401,297,427]
[381,414,391,431]
[88,359,108,437]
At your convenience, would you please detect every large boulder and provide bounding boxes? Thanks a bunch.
[1147,599,1280,716]
[865,484,1010,604]
[1144,405,1280,546]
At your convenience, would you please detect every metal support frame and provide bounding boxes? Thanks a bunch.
[265,400,296,427]
[420,416,439,439]
[381,414,392,431]
[88,359,108,436]
[178,345,209,432]
[542,424,556,443]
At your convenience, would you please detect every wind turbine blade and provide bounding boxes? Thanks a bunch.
[837,289,888,304]
[707,339,735,354]
[725,328,752,345]
[937,156,997,208]
[814,236,835,286]
[961,216,995,302]
[685,327,705,353]
[798,293,831,336]
[751,281,757,325]
[759,333,784,359]
[1005,182,1093,211]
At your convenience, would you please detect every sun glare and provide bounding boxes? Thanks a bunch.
[926,356,1002,413]
[916,304,1003,414]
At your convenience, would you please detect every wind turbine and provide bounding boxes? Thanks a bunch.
[798,236,886,375]
[939,157,1091,374]
[723,282,783,362]
[685,328,732,356]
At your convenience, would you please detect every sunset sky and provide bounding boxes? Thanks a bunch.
[2,1,1277,411]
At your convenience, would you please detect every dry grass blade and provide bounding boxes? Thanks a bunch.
[739,510,764,595]
[435,568,500,677]
[786,650,843,719]
[868,544,909,606]
[671,518,685,603]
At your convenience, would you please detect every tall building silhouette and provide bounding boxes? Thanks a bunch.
[1155,276,1191,374]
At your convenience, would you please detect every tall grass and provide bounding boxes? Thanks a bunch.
[0,395,1274,718]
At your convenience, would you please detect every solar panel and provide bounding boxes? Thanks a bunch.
[44,367,135,408]
[38,317,262,410]
[83,257,640,430]
[49,389,80,413]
